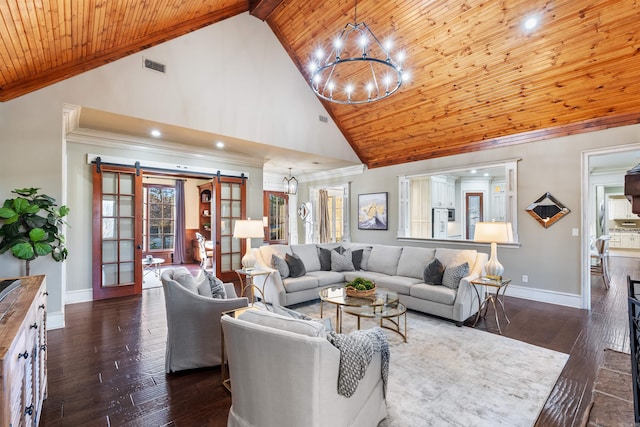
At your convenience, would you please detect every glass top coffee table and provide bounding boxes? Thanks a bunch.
[319,286,407,341]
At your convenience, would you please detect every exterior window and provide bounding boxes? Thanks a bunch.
[143,185,175,251]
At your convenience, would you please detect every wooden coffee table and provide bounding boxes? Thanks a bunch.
[319,286,407,341]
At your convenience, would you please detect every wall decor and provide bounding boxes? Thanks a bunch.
[358,192,388,230]
[526,192,570,228]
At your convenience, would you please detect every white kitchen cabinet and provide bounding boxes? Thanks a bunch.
[620,233,640,249]
[431,176,456,208]
[609,233,621,248]
[609,197,638,220]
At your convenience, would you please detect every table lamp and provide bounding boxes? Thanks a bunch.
[473,222,513,280]
[233,219,265,270]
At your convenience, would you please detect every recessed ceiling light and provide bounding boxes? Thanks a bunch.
[150,129,161,138]
[216,141,225,149]
[470,169,477,174]
[523,15,540,31]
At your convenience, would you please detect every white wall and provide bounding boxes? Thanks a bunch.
[0,12,353,328]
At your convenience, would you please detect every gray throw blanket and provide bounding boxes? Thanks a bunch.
[326,328,389,398]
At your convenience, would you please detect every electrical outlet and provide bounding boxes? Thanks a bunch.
[572,228,579,236]
[522,275,529,283]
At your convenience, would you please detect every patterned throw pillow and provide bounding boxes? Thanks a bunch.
[442,262,470,290]
[202,268,226,299]
[272,254,290,279]
[423,258,445,285]
[331,249,355,272]
[285,253,307,278]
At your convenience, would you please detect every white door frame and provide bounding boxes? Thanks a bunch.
[581,143,640,309]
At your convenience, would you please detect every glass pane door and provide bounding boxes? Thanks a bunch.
[93,164,143,300]
[215,177,246,282]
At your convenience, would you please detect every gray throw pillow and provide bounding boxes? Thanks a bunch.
[286,253,307,278]
[331,249,355,272]
[318,246,345,271]
[423,258,445,285]
[272,254,290,279]
[351,249,364,270]
[173,270,198,293]
[202,269,226,299]
[442,262,470,290]
[318,247,332,271]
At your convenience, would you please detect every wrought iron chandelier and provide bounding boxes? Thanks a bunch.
[308,0,407,104]
[283,168,298,195]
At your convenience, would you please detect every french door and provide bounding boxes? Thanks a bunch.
[92,164,143,300]
[465,192,484,240]
[214,176,246,282]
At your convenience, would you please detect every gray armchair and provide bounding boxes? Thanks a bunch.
[161,267,248,373]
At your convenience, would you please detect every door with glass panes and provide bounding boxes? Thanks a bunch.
[214,176,246,282]
[92,164,143,300]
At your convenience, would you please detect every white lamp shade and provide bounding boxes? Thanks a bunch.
[473,222,513,244]
[233,219,264,270]
[474,222,513,279]
[233,220,265,239]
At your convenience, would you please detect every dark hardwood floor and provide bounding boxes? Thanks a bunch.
[41,258,638,426]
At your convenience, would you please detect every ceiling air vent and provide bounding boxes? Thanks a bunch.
[143,58,166,74]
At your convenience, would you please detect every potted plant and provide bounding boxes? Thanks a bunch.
[0,188,70,275]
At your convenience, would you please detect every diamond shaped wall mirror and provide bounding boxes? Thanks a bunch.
[526,192,570,228]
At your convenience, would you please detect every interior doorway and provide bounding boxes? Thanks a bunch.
[465,193,483,239]
[583,145,640,309]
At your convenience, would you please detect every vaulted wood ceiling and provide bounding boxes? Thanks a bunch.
[2,0,640,168]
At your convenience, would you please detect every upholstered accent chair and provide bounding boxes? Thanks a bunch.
[161,267,248,373]
[221,310,387,427]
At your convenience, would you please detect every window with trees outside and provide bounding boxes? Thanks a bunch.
[397,160,519,242]
[143,185,175,251]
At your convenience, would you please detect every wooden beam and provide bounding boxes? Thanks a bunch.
[249,0,284,21]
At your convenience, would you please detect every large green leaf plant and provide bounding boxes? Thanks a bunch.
[0,188,70,276]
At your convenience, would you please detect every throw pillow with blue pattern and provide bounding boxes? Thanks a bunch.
[202,268,226,299]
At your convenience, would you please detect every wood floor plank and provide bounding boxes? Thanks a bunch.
[40,259,638,426]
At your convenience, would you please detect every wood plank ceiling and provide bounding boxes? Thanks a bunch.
[1,0,640,169]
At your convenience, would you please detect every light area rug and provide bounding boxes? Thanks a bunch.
[142,267,169,289]
[292,301,569,427]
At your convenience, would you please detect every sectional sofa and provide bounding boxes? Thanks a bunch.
[251,243,488,325]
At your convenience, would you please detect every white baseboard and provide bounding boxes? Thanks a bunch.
[47,311,65,330]
[65,288,93,305]
[507,285,583,309]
